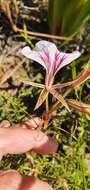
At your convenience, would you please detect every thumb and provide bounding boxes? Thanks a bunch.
[0,170,53,190]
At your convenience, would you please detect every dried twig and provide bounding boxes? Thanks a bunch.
[0,0,72,41]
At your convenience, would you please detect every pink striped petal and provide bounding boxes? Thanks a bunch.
[55,51,81,74]
[36,41,59,73]
[21,41,81,79]
[21,46,47,70]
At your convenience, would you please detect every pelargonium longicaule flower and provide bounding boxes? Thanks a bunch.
[21,40,81,111]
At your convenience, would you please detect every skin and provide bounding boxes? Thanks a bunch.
[0,117,43,129]
[0,125,58,160]
[0,118,58,190]
[0,170,53,190]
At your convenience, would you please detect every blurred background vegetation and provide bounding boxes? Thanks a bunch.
[0,0,90,189]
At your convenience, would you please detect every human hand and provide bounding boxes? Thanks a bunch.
[0,118,58,190]
[0,170,53,190]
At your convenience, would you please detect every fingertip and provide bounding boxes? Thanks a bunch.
[33,131,58,154]
[23,176,53,190]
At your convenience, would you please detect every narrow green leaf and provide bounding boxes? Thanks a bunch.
[34,89,49,110]
[48,0,90,36]
[54,68,90,89]
[50,88,70,111]
[67,99,90,115]
[21,80,44,89]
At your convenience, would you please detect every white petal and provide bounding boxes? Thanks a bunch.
[21,46,47,70]
[35,41,58,69]
[59,51,81,70]
[35,40,57,52]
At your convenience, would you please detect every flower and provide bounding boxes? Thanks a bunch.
[21,41,81,111]
[21,41,80,87]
